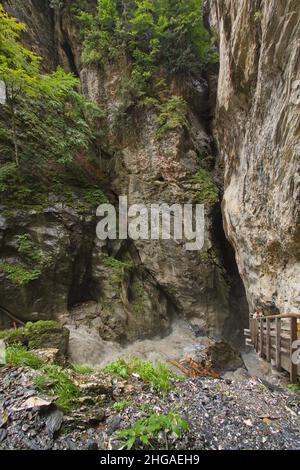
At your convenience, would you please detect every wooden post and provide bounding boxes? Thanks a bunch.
[290,317,298,383]
[266,319,271,362]
[275,318,282,371]
[259,318,264,357]
[252,319,258,352]
[255,320,259,352]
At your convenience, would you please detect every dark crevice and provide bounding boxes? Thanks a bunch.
[61,38,79,77]
[67,223,98,309]
[212,205,249,350]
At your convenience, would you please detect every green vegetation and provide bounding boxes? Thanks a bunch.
[0,232,51,286]
[288,384,300,393]
[113,399,133,412]
[132,285,148,314]
[0,6,106,211]
[0,328,26,344]
[104,358,130,379]
[103,256,134,271]
[72,364,94,375]
[156,96,188,139]
[0,320,65,350]
[0,5,84,165]
[0,263,41,286]
[104,358,182,392]
[103,256,134,291]
[33,365,82,412]
[254,10,263,22]
[193,168,219,205]
[78,0,216,120]
[5,345,44,369]
[118,411,188,449]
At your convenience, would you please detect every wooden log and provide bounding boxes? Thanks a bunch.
[290,317,298,383]
[275,318,282,371]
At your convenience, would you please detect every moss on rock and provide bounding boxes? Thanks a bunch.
[0,320,69,362]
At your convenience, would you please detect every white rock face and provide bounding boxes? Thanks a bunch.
[212,0,300,314]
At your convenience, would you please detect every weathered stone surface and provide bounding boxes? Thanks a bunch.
[204,341,244,373]
[31,348,62,365]
[210,0,300,315]
[0,0,250,350]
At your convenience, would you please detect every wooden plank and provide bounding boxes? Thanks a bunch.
[253,320,258,352]
[266,319,271,362]
[290,317,298,383]
[259,318,264,358]
[275,318,282,371]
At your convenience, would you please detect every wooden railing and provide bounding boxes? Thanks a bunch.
[0,305,25,330]
[245,314,300,383]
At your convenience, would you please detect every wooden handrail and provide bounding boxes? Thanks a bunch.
[253,313,300,320]
[247,314,299,383]
[0,305,25,327]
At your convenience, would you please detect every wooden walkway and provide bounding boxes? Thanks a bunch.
[245,314,300,383]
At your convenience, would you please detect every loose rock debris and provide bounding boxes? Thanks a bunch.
[0,365,299,450]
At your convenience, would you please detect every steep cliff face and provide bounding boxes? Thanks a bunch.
[0,1,251,347]
[208,0,300,314]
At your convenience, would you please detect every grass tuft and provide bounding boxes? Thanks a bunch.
[104,358,183,393]
[5,345,44,369]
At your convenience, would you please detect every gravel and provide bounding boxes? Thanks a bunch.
[0,365,299,450]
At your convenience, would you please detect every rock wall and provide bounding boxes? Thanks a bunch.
[0,0,250,346]
[208,0,300,314]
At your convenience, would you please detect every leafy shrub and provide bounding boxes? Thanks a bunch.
[118,411,188,449]
[156,96,188,139]
[0,163,18,192]
[104,359,130,379]
[78,0,214,99]
[193,168,219,205]
[103,257,133,271]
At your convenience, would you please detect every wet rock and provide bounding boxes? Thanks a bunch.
[13,397,54,412]
[0,429,7,443]
[46,409,64,437]
[205,341,244,373]
[75,373,113,397]
[107,415,122,436]
[0,408,8,428]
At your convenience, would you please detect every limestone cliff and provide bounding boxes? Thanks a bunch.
[9,0,297,349]
[208,0,300,315]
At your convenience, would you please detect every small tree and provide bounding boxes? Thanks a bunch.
[0,5,79,165]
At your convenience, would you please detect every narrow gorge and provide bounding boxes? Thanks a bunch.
[0,0,299,452]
